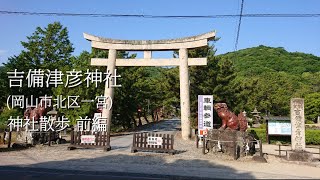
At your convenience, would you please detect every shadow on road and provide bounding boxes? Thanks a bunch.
[0,145,30,152]
[1,152,255,179]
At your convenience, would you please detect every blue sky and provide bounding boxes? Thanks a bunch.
[0,0,320,64]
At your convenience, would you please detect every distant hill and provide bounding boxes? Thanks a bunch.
[219,45,320,76]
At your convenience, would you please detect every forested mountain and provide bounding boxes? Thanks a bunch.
[222,45,320,76]
[218,45,320,121]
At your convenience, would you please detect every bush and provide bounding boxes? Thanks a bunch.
[257,123,267,130]
[0,107,22,131]
[248,128,266,142]
[306,129,320,145]
[306,124,320,130]
[248,128,320,145]
[190,116,198,129]
[306,120,315,124]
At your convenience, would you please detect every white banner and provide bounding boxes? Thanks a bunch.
[198,95,214,137]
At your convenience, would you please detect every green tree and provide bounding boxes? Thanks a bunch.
[305,92,320,123]
[161,67,180,116]
[2,22,74,105]
[222,45,320,117]
[0,66,9,107]
[174,43,235,126]
[225,45,320,76]
[52,51,101,125]
[301,72,320,92]
[233,71,305,116]
[0,107,21,129]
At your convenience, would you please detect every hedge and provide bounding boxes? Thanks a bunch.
[306,129,320,145]
[248,128,320,145]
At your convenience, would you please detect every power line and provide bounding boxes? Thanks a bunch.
[0,10,319,18]
[234,0,244,51]
[244,13,320,18]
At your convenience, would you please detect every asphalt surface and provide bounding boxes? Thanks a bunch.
[0,166,216,180]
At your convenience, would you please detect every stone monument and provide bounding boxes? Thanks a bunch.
[287,98,313,161]
[15,105,63,146]
[206,103,257,159]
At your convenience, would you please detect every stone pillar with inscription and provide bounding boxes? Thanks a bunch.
[288,98,313,161]
[290,98,305,151]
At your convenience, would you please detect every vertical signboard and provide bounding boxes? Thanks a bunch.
[198,95,213,137]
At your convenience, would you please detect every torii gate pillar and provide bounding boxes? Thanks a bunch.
[84,31,215,141]
[103,49,116,150]
[179,48,191,139]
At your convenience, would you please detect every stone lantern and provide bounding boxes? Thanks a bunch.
[47,108,58,144]
[243,110,247,117]
[251,107,261,127]
[243,110,250,128]
[47,108,58,122]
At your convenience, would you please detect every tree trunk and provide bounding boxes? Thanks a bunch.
[155,110,159,121]
[143,111,149,124]
[131,116,137,128]
[138,112,143,126]
[151,109,155,122]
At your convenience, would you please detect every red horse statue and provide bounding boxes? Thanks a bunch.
[214,103,247,132]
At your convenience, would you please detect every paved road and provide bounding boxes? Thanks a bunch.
[1,160,317,179]
[110,119,180,152]
[0,166,215,180]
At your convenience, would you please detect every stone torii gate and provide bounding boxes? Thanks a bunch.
[84,31,215,144]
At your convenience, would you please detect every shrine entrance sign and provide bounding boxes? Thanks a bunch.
[84,31,215,142]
